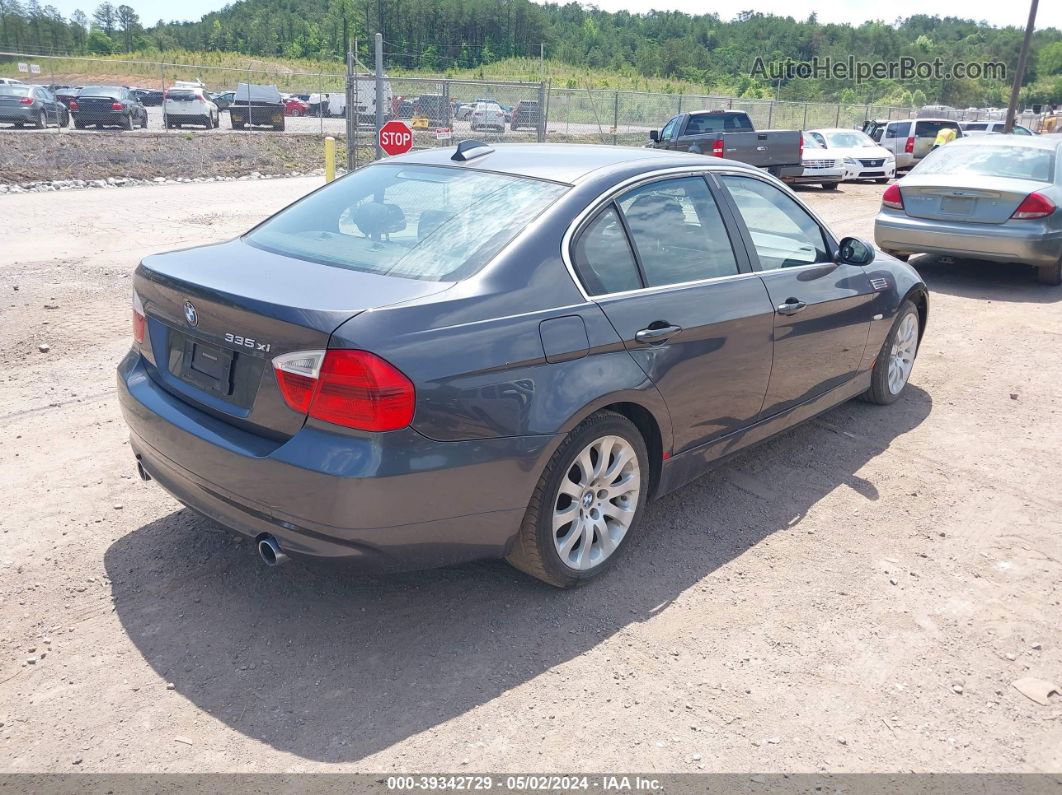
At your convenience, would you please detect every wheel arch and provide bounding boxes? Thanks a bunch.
[903,285,929,343]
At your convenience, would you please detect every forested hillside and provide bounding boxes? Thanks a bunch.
[1,0,1060,105]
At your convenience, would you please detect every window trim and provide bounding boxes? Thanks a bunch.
[561,166,758,300]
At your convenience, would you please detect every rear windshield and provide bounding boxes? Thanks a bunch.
[684,113,752,134]
[912,144,1055,182]
[915,120,959,137]
[167,90,199,101]
[245,164,568,281]
[0,86,30,96]
[78,86,122,98]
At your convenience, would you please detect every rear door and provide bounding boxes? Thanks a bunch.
[882,120,911,158]
[569,174,775,454]
[717,173,875,418]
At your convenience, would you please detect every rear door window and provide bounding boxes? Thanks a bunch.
[885,122,911,139]
[617,177,740,286]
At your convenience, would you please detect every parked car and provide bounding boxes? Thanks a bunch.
[164,87,219,129]
[959,120,1036,136]
[70,85,147,130]
[118,142,927,587]
[211,91,236,111]
[648,109,803,181]
[283,97,310,116]
[470,101,505,132]
[806,128,896,183]
[510,99,541,131]
[792,133,844,189]
[0,84,69,128]
[54,86,81,108]
[0,77,25,86]
[132,88,164,106]
[875,135,1062,285]
[229,82,285,130]
[862,118,963,170]
[412,94,451,126]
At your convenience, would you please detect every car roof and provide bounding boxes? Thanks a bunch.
[383,143,753,184]
[949,134,1060,152]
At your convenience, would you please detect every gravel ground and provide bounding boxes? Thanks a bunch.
[0,179,1060,773]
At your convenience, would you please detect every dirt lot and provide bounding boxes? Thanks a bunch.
[0,179,1060,774]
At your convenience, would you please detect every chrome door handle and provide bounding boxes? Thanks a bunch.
[776,299,807,316]
[635,324,682,344]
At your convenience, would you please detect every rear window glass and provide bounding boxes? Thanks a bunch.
[684,113,752,134]
[78,86,123,98]
[245,164,567,281]
[912,144,1055,182]
[963,123,988,131]
[915,120,959,137]
[0,86,30,96]
[167,90,199,101]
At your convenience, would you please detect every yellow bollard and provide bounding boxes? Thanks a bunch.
[324,136,336,183]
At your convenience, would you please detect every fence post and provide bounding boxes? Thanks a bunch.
[835,103,841,126]
[537,80,547,143]
[612,91,619,146]
[374,32,384,159]
[677,95,682,114]
[767,100,773,127]
[345,47,355,172]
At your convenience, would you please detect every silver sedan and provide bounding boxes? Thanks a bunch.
[874,135,1062,285]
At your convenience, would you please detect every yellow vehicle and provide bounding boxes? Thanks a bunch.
[1042,114,1061,134]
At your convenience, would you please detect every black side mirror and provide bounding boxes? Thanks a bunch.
[649,129,659,142]
[836,236,875,266]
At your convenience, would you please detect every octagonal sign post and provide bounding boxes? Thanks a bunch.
[379,120,413,157]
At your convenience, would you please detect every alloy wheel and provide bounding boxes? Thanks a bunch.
[552,434,641,571]
[888,312,918,395]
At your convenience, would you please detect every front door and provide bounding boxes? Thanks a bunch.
[717,173,876,417]
[569,174,775,455]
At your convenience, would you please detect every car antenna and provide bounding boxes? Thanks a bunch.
[452,140,494,162]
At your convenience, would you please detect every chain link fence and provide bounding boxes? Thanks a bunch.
[0,50,1050,178]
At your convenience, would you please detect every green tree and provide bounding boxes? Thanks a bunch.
[86,25,112,52]
[91,0,114,35]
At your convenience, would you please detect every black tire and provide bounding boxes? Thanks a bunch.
[34,109,46,129]
[141,113,148,129]
[203,115,211,129]
[61,110,70,128]
[861,299,920,406]
[122,114,133,131]
[875,178,889,184]
[73,119,84,130]
[506,411,650,588]
[1037,260,1062,286]
[821,182,839,190]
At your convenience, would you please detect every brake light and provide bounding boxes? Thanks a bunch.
[711,138,725,157]
[19,97,32,105]
[904,136,914,154]
[111,101,123,111]
[69,100,78,111]
[132,292,146,344]
[882,184,904,210]
[272,349,415,432]
[1010,192,1056,220]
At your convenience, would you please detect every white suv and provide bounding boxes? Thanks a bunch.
[470,102,505,132]
[164,87,219,129]
[959,120,1035,136]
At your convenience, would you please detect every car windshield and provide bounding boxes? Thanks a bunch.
[824,130,875,148]
[913,144,1055,182]
[0,86,30,96]
[804,133,825,148]
[245,164,567,281]
[79,85,122,98]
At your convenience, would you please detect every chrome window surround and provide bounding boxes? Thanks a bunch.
[560,165,840,302]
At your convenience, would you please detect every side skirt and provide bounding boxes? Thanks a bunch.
[655,370,873,499]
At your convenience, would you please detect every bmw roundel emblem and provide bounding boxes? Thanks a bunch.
[183,300,199,327]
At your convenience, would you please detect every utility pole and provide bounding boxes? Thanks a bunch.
[1004,0,1038,134]
[345,40,355,172]
[374,32,384,160]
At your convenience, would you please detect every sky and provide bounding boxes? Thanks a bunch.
[45,0,1061,31]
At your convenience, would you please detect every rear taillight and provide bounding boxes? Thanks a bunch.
[711,139,724,157]
[882,184,904,210]
[904,136,914,154]
[272,349,415,432]
[19,97,32,105]
[132,292,146,344]
[69,100,78,111]
[111,101,123,111]
[1011,192,1056,220]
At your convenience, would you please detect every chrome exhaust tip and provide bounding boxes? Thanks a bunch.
[257,536,289,567]
[136,461,151,481]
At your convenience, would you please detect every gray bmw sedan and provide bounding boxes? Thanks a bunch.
[118,143,928,587]
[875,135,1062,285]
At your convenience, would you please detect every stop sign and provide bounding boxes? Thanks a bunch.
[379,120,413,156]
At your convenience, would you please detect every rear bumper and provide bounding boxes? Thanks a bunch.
[875,212,1062,267]
[73,111,126,124]
[0,108,35,123]
[118,350,557,570]
[789,167,844,184]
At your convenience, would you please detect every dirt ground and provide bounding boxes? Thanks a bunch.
[0,178,1060,774]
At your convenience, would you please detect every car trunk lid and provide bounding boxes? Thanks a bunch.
[898,175,1038,224]
[134,238,452,438]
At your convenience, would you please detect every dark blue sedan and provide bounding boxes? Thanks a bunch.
[118,143,928,587]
